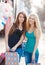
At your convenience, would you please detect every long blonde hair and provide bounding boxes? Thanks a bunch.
[26,13,42,34]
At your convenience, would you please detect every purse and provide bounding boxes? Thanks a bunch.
[5,51,19,65]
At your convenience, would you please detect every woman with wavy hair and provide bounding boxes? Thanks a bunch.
[24,13,42,65]
[6,12,27,61]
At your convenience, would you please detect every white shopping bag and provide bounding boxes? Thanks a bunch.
[19,57,26,65]
[27,60,40,65]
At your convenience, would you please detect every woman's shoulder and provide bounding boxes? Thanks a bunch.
[34,28,41,38]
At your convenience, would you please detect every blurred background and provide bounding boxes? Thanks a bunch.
[0,0,45,65]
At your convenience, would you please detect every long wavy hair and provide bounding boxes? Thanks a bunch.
[26,13,42,34]
[9,12,27,35]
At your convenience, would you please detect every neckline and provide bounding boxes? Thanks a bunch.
[16,28,23,32]
[27,31,34,34]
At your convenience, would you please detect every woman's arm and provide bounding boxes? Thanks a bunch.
[5,33,10,51]
[11,34,25,51]
[5,22,13,51]
[23,36,27,42]
[32,28,41,60]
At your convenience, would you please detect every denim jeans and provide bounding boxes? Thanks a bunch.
[10,47,23,62]
[35,49,39,63]
[22,42,39,65]
[15,47,23,62]
[24,51,32,65]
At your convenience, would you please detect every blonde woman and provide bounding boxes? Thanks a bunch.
[24,13,42,65]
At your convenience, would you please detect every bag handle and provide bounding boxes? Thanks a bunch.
[31,60,36,64]
[6,50,17,53]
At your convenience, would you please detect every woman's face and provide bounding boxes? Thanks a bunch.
[29,15,35,25]
[19,14,25,23]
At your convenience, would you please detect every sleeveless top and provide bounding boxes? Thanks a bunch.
[24,31,36,53]
[8,29,23,49]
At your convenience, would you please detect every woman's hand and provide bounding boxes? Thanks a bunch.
[6,46,10,52]
[11,46,17,51]
[32,53,35,61]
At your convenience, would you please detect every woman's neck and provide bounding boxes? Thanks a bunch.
[28,26,35,33]
[18,23,23,31]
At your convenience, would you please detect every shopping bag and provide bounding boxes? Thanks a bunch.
[27,60,40,65]
[28,63,40,65]
[0,53,5,65]
[19,57,26,65]
[5,51,19,65]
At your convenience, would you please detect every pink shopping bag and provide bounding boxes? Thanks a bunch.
[0,53,5,65]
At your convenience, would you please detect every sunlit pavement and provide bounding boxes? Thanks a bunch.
[38,34,45,65]
[0,34,45,65]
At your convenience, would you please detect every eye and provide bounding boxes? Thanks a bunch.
[19,16,24,18]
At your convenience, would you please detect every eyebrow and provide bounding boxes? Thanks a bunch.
[29,17,35,19]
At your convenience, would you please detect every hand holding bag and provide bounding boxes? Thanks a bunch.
[27,60,40,65]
